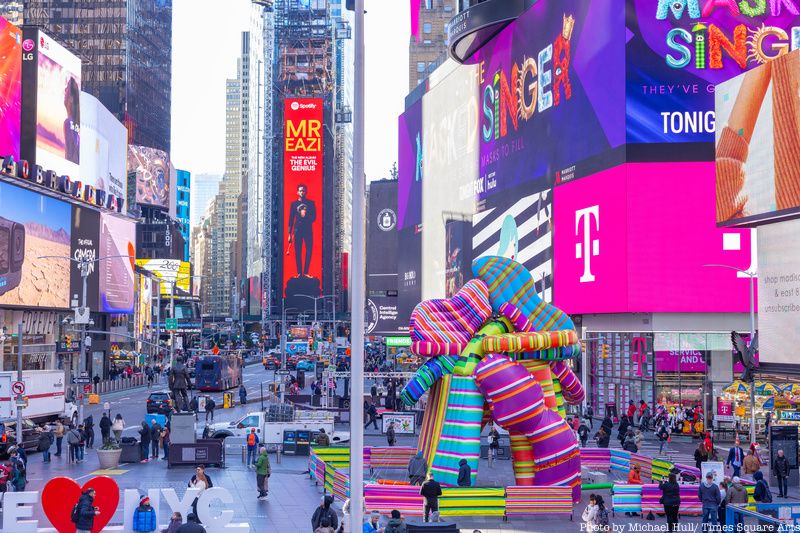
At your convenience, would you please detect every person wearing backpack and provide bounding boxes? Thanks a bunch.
[754,471,773,503]
[133,495,157,532]
[577,421,589,447]
[488,426,501,466]
[246,428,259,467]
[72,487,100,533]
[595,495,610,532]
[384,510,406,533]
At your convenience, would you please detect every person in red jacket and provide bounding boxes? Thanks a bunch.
[627,400,636,420]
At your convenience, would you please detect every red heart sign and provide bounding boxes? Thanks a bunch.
[42,476,120,533]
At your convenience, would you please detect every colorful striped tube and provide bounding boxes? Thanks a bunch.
[400,354,456,406]
[452,318,513,376]
[495,301,580,360]
[517,359,558,411]
[474,354,581,502]
[409,279,492,347]
[416,376,451,466]
[509,432,535,485]
[481,330,580,355]
[412,340,468,357]
[429,375,483,487]
[550,361,585,405]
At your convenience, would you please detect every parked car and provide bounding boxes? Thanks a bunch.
[146,391,174,414]
[262,356,280,370]
[296,360,315,372]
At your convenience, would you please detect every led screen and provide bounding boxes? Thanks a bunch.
[80,92,128,214]
[135,259,191,295]
[99,212,135,313]
[128,144,171,209]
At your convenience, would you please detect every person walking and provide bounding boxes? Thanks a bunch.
[718,480,729,529]
[37,427,52,463]
[150,420,162,460]
[600,415,613,435]
[365,403,378,430]
[139,421,151,463]
[386,422,396,447]
[407,451,427,485]
[370,384,378,406]
[9,448,25,491]
[190,396,199,420]
[161,424,170,460]
[764,411,772,439]
[255,445,270,500]
[67,424,82,464]
[238,384,247,406]
[204,397,215,422]
[311,495,338,531]
[457,459,472,487]
[659,472,681,531]
[420,473,442,522]
[656,421,670,454]
[695,441,708,469]
[727,476,749,531]
[488,426,501,466]
[698,472,722,531]
[54,420,64,457]
[112,414,125,442]
[84,416,95,449]
[73,488,100,533]
[585,405,594,429]
[577,420,590,448]
[617,415,630,446]
[99,413,112,445]
[246,428,259,467]
[773,449,791,498]
[133,495,157,533]
[726,439,745,478]
[744,448,761,477]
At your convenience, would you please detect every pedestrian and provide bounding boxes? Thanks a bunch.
[239,384,247,405]
[67,424,82,463]
[627,400,636,421]
[363,511,383,533]
[161,424,170,460]
[314,516,336,533]
[765,411,772,439]
[727,476,748,531]
[773,448,791,497]
[112,414,125,442]
[255,445,270,500]
[0,460,10,493]
[100,413,112,444]
[457,458,471,487]
[371,384,378,406]
[744,448,761,476]
[420,473,442,522]
[72,488,100,533]
[93,374,101,392]
[657,420,670,453]
[488,426,501,466]
[37,427,52,463]
[634,429,643,452]
[698,472,721,530]
[78,424,86,461]
[625,465,642,517]
[659,472,681,532]
[175,513,206,533]
[365,403,378,430]
[726,438,745,478]
[694,441,708,469]
[384,509,406,533]
[386,422,396,447]
[600,414,613,435]
[190,396,199,420]
[84,415,95,449]
[586,404,594,429]
[146,367,154,388]
[161,512,182,533]
[582,493,599,531]
[54,419,64,456]
[245,428,260,466]
[718,479,728,528]
[407,451,427,485]
[139,421,151,463]
[150,420,162,459]
[623,429,637,453]
[753,470,773,503]
[617,415,630,445]
[316,428,331,446]
[594,427,610,448]
[594,495,609,532]
[205,397,215,422]
[133,495,157,533]
[577,420,590,448]
[188,465,209,520]
[311,495,338,531]
[9,448,25,491]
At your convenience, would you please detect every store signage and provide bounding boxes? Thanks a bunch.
[779,410,800,422]
[386,336,412,347]
[716,398,735,422]
[1,155,125,213]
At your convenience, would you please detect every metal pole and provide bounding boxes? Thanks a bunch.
[79,265,88,425]
[156,279,161,363]
[170,282,175,367]
[749,274,756,445]
[350,0,366,529]
[16,323,23,445]
[280,300,286,403]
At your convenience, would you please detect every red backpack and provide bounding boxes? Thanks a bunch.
[248,433,256,446]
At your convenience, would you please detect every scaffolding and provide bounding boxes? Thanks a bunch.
[274,0,334,97]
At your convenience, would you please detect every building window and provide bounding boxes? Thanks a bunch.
[423,22,432,33]
[417,62,425,73]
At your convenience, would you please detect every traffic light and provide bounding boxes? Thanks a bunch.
[601,344,610,359]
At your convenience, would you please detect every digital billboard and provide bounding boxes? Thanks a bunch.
[135,259,190,295]
[69,205,100,310]
[715,49,800,226]
[283,98,323,307]
[625,0,800,159]
[80,92,128,214]
[0,180,71,308]
[553,162,755,314]
[248,276,261,318]
[21,28,81,178]
[475,0,625,195]
[397,98,422,231]
[128,145,171,209]
[99,212,135,313]
[366,180,402,335]
[0,17,22,160]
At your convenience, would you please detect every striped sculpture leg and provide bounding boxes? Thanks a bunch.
[509,432,536,485]
[474,354,581,502]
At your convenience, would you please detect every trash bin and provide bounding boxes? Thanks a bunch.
[223,392,233,409]
[120,437,140,463]
[296,430,311,456]
[283,430,297,455]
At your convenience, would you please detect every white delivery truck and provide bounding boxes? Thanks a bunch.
[0,370,78,425]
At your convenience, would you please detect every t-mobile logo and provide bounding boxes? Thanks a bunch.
[575,205,600,283]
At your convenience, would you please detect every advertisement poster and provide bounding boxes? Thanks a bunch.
[128,145,171,209]
[69,205,100,310]
[476,0,625,196]
[285,341,309,356]
[655,350,707,373]
[283,98,323,306]
[0,180,71,308]
[32,30,82,177]
[135,275,152,347]
[717,398,734,422]
[248,276,261,318]
[0,17,21,159]
[381,412,416,435]
[397,98,423,231]
[79,92,128,214]
[135,259,190,295]
[397,226,421,333]
[701,462,726,487]
[444,220,472,298]
[625,0,800,158]
[99,212,135,313]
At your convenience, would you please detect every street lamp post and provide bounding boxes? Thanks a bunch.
[297,294,336,325]
[280,304,299,403]
[704,263,757,444]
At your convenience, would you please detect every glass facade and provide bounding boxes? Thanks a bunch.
[176,169,191,261]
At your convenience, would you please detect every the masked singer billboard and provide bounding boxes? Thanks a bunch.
[0,17,22,160]
[626,0,800,159]
[283,98,323,306]
[475,0,626,196]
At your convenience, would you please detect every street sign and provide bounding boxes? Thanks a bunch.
[80,371,89,378]
[165,318,178,331]
[275,370,291,376]
[385,336,412,347]
[83,384,92,393]
[75,378,92,384]
[11,381,24,395]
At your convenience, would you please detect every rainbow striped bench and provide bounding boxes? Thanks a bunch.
[505,486,573,518]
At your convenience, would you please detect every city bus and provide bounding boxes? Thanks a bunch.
[194,354,243,391]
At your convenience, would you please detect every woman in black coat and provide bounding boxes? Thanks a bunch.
[659,473,681,531]
[617,415,630,444]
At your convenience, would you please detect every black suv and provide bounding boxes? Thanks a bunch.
[146,392,173,414]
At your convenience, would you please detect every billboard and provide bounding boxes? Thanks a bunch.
[553,162,755,314]
[135,259,190,295]
[366,180,402,335]
[0,17,21,159]
[282,98,323,306]
[21,28,81,178]
[135,274,153,346]
[758,217,800,365]
[128,145,171,209]
[79,92,128,214]
[625,0,800,158]
[444,219,472,298]
[248,276,261,318]
[0,180,71,308]
[69,205,100,310]
[397,98,422,231]
[475,0,625,196]
[715,50,800,226]
[397,226,421,332]
[99,212,135,313]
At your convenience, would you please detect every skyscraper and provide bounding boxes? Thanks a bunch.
[175,170,191,262]
[0,2,23,25]
[408,0,455,90]
[190,174,223,228]
[23,0,173,151]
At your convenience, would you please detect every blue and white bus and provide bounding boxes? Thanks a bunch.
[195,354,243,391]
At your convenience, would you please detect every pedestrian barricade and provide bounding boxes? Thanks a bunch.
[611,484,641,515]
[610,449,630,475]
[579,448,610,470]
[504,486,573,519]
[369,446,417,469]
[439,487,505,517]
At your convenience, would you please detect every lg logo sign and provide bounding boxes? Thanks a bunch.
[575,205,599,283]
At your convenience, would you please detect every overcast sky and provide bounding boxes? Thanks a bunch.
[171,0,409,182]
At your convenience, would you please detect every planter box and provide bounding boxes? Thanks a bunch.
[97,448,122,469]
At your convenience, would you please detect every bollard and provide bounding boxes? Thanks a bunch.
[241,445,246,464]
[276,445,282,464]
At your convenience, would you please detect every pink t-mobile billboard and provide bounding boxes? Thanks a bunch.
[553,162,755,314]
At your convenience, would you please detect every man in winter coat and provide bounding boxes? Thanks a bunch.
[99,413,112,444]
[67,425,82,463]
[698,472,722,528]
[150,420,162,459]
[54,420,64,456]
[176,513,206,533]
[407,452,427,485]
[386,422,396,447]
[311,495,338,531]
[456,458,471,487]
[205,397,216,422]
[385,509,407,533]
[420,473,442,522]
[744,449,761,476]
[84,416,95,449]
[138,421,151,463]
[774,448,791,497]
[73,488,100,533]
[255,446,270,500]
[726,475,748,531]
[37,428,52,462]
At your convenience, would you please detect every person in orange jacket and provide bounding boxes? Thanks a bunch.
[626,464,642,517]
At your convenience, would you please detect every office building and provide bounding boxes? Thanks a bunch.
[0,2,23,25]
[408,0,455,90]
[190,174,222,228]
